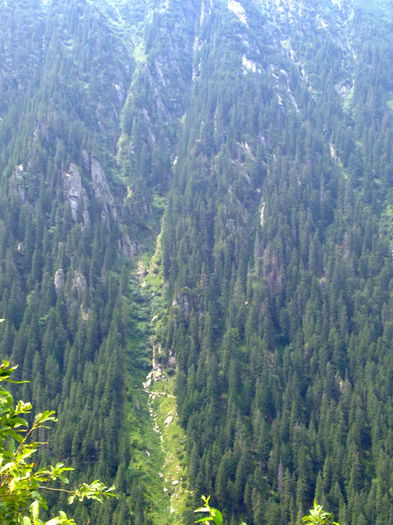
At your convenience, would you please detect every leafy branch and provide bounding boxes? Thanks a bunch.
[301,500,340,525]
[0,361,117,525]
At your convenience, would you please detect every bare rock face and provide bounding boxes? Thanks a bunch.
[168,349,177,369]
[54,268,65,293]
[63,163,90,226]
[82,149,91,171]
[164,413,174,425]
[118,233,138,257]
[63,153,138,256]
[71,270,87,301]
[91,157,117,221]
[87,152,138,254]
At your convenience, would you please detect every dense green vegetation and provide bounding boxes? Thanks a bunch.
[0,361,116,524]
[162,1,393,524]
[0,1,164,522]
[0,0,392,524]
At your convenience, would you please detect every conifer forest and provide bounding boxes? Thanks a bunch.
[0,0,393,523]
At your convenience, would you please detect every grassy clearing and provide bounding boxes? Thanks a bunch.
[150,376,192,520]
[124,370,171,523]
[128,220,192,524]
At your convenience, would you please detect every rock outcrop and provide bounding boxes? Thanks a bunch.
[63,163,90,226]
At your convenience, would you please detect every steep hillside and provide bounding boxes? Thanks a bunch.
[0,1,392,524]
[162,0,393,524]
[0,0,197,522]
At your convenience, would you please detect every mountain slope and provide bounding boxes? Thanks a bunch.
[161,0,393,523]
[0,1,392,524]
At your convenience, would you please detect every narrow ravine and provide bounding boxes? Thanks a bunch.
[134,233,192,524]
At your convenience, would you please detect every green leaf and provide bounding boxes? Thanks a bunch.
[7,428,25,444]
[33,411,57,427]
[30,499,40,520]
[194,497,223,525]
[195,507,211,513]
[10,416,29,428]
[15,400,33,414]
[0,361,28,384]
[45,512,76,525]
[210,508,223,525]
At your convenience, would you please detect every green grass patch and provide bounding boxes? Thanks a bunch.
[124,370,171,523]
[150,377,192,521]
[126,228,191,524]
